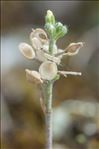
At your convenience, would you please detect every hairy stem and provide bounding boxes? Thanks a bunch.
[45,38,54,149]
[45,82,53,149]
[49,39,55,55]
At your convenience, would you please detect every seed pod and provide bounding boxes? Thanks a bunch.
[55,22,63,33]
[31,37,42,50]
[30,28,48,44]
[39,61,58,80]
[54,23,68,40]
[25,69,43,84]
[65,42,83,56]
[19,42,35,59]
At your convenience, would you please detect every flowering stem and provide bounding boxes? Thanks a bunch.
[45,81,53,149]
[19,9,83,149]
[45,38,55,149]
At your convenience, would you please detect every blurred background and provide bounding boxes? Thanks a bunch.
[1,1,99,149]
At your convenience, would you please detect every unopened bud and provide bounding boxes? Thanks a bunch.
[45,10,55,24]
[55,22,63,32]
[62,26,68,35]
[25,69,43,84]
[19,42,35,59]
[55,23,68,40]
[39,61,58,80]
[45,23,56,37]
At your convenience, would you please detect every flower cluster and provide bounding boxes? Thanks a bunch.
[19,10,83,85]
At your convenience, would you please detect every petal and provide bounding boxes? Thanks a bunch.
[64,42,84,56]
[39,61,58,80]
[30,28,48,44]
[19,42,35,59]
[25,69,43,84]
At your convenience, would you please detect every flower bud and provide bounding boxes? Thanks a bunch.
[39,61,58,80]
[19,42,35,59]
[55,26,67,40]
[45,10,55,24]
[45,23,56,37]
[25,69,43,84]
[65,42,83,56]
[55,22,63,33]
[61,26,68,35]
[55,24,68,40]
